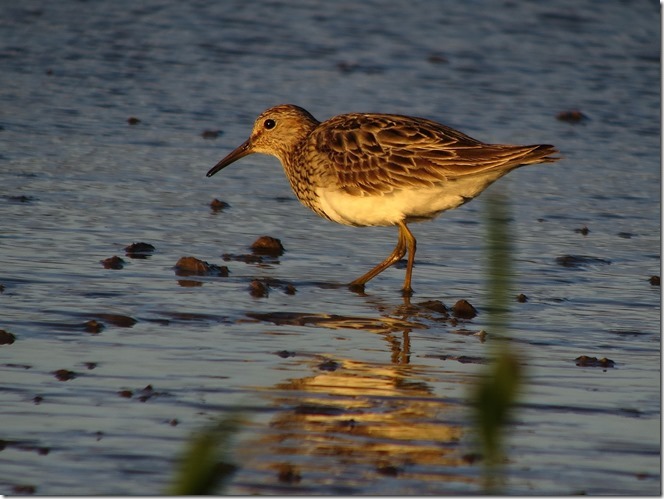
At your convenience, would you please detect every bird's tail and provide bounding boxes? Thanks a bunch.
[522,144,560,165]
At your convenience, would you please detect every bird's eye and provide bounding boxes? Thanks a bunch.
[264,119,276,130]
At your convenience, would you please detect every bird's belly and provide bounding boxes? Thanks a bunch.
[314,186,472,227]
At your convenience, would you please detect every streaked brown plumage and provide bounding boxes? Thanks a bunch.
[207,104,559,295]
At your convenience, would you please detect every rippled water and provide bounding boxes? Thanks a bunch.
[0,1,660,495]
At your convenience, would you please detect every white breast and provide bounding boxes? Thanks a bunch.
[314,174,503,227]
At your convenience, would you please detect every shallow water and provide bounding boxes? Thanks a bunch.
[0,0,660,495]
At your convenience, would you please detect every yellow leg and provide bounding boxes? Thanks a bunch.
[349,221,416,295]
[400,222,417,296]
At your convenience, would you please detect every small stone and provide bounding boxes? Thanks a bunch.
[648,275,660,286]
[452,299,477,319]
[376,464,400,476]
[127,116,141,125]
[210,198,230,211]
[12,485,36,495]
[250,236,285,256]
[84,320,104,334]
[124,242,155,257]
[53,369,77,381]
[318,359,340,371]
[556,110,588,123]
[174,256,229,277]
[275,350,296,358]
[417,300,448,314]
[575,355,615,368]
[201,129,222,139]
[516,293,528,303]
[249,279,269,298]
[101,256,125,269]
[276,463,301,483]
[0,329,16,345]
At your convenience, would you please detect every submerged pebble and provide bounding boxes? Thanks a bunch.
[575,356,615,368]
[417,300,448,315]
[555,255,611,268]
[452,299,477,319]
[94,314,137,328]
[84,320,104,334]
[174,256,229,277]
[124,242,155,258]
[100,256,125,269]
[250,236,285,256]
[12,485,36,495]
[210,198,230,211]
[0,329,16,345]
[201,129,222,139]
[557,109,588,123]
[249,279,269,298]
[276,463,302,484]
[53,369,77,381]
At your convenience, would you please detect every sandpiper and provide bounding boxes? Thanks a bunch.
[207,104,558,295]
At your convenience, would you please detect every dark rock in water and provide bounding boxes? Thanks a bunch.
[376,464,401,477]
[275,350,296,358]
[12,485,36,495]
[249,279,269,298]
[556,109,588,123]
[210,198,230,211]
[648,275,660,286]
[124,242,155,258]
[555,255,610,269]
[516,293,528,303]
[318,359,340,371]
[101,256,125,269]
[53,369,77,381]
[575,356,615,368]
[7,195,35,203]
[174,256,229,277]
[574,226,590,236]
[84,320,104,334]
[94,314,137,328]
[452,299,477,319]
[276,463,301,484]
[250,236,285,256]
[0,329,16,345]
[417,299,449,315]
[201,129,222,139]
[127,116,141,125]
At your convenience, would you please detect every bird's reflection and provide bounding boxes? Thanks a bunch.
[231,297,479,494]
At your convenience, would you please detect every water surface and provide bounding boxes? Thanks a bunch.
[0,1,660,495]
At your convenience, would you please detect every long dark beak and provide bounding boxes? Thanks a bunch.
[206,138,253,177]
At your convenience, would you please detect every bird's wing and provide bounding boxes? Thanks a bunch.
[309,113,556,196]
